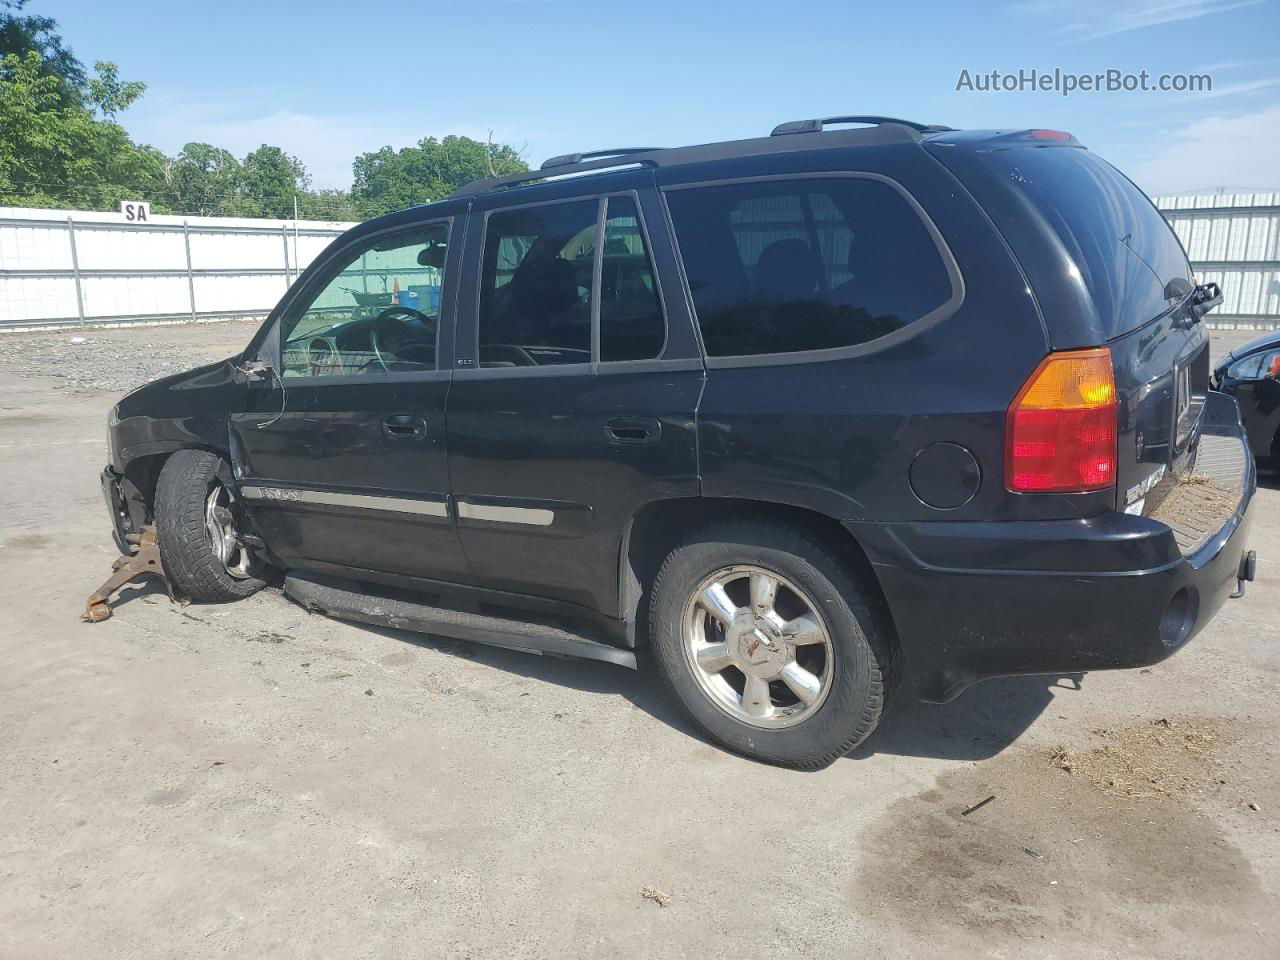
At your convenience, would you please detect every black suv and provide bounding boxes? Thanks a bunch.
[101,116,1256,768]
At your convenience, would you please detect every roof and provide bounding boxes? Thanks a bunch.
[352,118,1086,241]
[448,115,954,200]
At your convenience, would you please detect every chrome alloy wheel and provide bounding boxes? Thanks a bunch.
[682,565,835,728]
[204,485,258,580]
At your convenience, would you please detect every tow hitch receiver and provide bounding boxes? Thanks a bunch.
[1230,549,1257,600]
[82,526,177,622]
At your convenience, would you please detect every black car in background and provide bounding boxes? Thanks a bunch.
[1214,331,1280,465]
[100,116,1256,768]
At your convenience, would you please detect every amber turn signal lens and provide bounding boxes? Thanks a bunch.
[1006,348,1117,493]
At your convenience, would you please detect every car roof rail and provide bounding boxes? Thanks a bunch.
[771,115,955,137]
[541,148,664,170]
[450,149,665,199]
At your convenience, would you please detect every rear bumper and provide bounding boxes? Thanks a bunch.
[854,396,1257,703]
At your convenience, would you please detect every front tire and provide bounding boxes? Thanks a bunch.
[155,450,266,603]
[649,520,893,769]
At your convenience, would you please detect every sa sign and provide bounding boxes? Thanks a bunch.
[120,200,151,222]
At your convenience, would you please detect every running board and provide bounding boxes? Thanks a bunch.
[283,573,637,669]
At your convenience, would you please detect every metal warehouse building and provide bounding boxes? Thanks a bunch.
[1156,191,1280,330]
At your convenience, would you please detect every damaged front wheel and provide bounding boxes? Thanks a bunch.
[156,450,267,603]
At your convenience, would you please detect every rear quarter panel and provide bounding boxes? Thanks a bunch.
[664,144,1095,530]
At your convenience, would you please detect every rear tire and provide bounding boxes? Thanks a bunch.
[649,520,893,769]
[155,450,266,603]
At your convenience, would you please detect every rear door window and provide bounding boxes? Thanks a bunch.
[477,194,667,367]
[982,147,1191,339]
[479,200,597,367]
[665,177,953,358]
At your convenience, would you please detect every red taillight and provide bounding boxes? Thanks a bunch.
[1030,129,1072,140]
[1006,348,1117,493]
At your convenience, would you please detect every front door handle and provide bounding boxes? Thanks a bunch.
[605,416,662,445]
[383,414,428,440]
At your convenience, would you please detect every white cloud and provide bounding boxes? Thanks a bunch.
[1192,76,1280,99]
[1196,57,1280,72]
[1130,103,1280,193]
[1009,0,1268,41]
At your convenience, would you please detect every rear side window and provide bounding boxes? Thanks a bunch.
[983,147,1191,339]
[665,177,953,358]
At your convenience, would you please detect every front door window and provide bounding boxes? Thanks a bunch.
[280,222,448,377]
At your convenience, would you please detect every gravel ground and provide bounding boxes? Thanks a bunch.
[1,320,1277,960]
[0,319,261,394]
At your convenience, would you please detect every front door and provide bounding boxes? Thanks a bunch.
[231,216,469,583]
[446,181,703,617]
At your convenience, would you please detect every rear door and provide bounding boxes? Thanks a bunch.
[445,179,703,617]
[231,216,469,582]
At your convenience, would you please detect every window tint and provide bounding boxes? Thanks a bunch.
[601,196,664,361]
[1229,353,1267,380]
[665,178,952,358]
[982,147,1191,338]
[280,223,447,377]
[479,200,597,367]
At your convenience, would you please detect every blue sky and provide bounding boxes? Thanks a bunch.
[50,0,1280,195]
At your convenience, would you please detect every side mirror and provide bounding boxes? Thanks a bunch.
[1190,281,1223,320]
[241,358,276,388]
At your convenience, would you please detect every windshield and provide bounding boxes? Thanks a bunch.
[985,147,1191,339]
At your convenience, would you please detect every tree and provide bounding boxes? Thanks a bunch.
[240,145,309,219]
[86,59,145,118]
[158,143,246,217]
[297,188,364,222]
[0,52,165,209]
[352,134,527,216]
[0,0,84,104]
[0,3,520,222]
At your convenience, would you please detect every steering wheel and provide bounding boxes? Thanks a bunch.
[369,305,435,372]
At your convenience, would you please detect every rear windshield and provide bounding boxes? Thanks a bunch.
[987,147,1190,338]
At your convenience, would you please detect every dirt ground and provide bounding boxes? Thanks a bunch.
[1,320,1277,960]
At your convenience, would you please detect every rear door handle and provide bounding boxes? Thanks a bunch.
[605,417,662,445]
[382,414,428,440]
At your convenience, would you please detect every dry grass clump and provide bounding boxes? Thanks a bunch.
[640,885,672,907]
[1049,717,1227,800]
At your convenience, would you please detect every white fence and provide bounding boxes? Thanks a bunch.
[1155,192,1280,329]
[5,194,1276,333]
[0,207,358,331]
